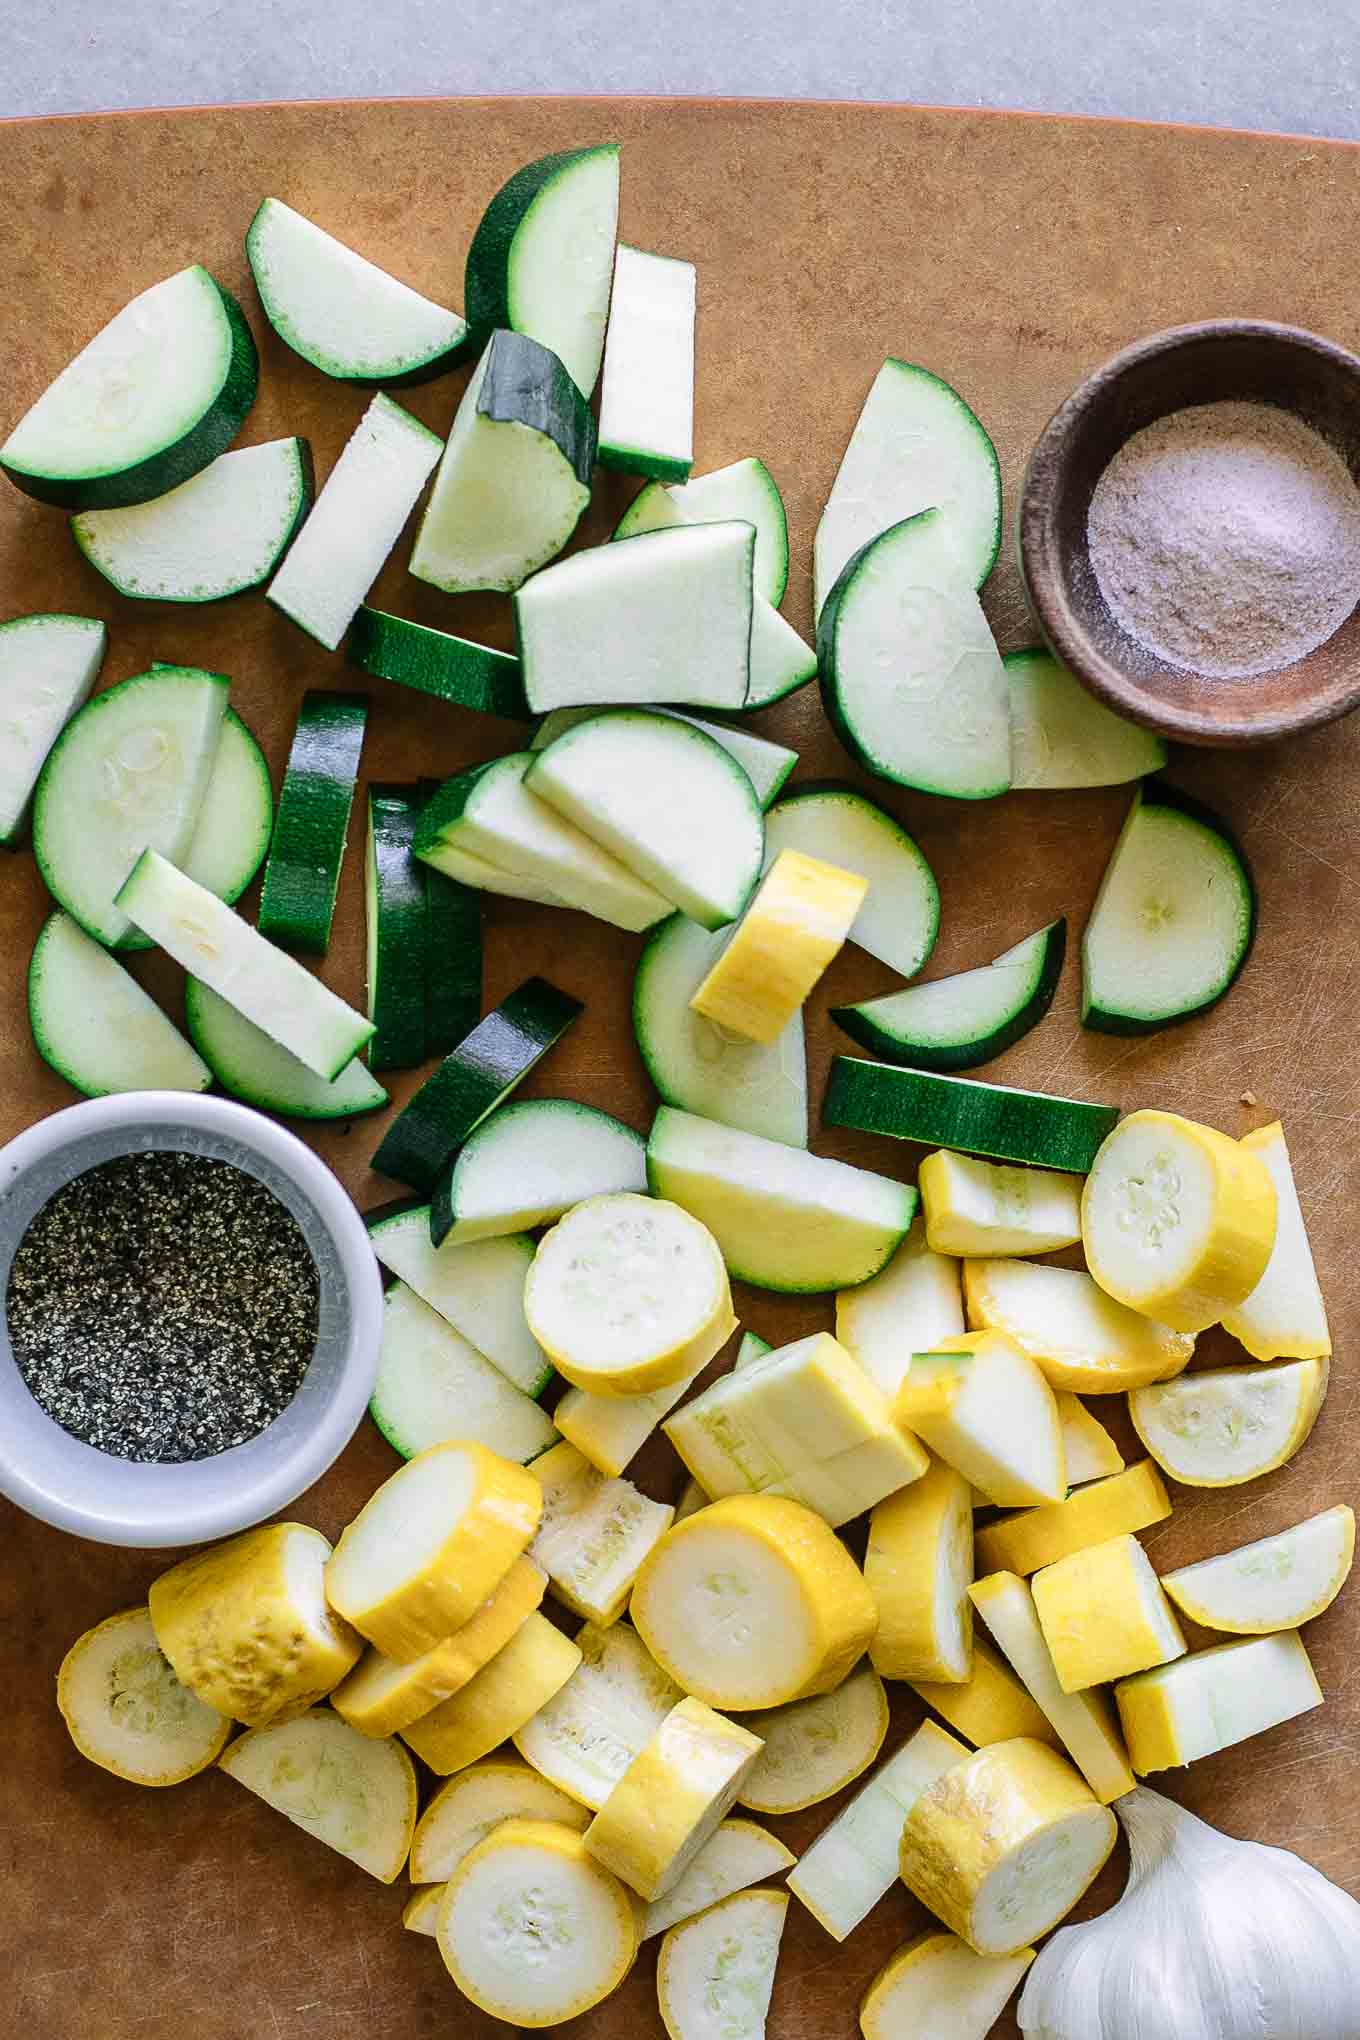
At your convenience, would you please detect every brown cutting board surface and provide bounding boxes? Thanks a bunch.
[1,96,1358,2039]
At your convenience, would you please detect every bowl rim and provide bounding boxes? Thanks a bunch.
[1018,317,1360,746]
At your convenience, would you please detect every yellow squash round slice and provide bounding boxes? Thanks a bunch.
[1161,1503,1355,1634]
[57,1605,231,1786]
[689,847,868,1044]
[218,1707,417,1881]
[963,1257,1193,1394]
[866,1456,974,1683]
[584,1695,763,1900]
[860,1929,1035,2040]
[409,1755,590,1883]
[657,1886,789,2040]
[400,1610,582,1776]
[736,1661,889,1816]
[1129,1356,1328,1487]
[1032,1534,1187,1693]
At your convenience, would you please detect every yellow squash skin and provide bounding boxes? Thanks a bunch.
[57,1605,233,1786]
[584,1696,764,1900]
[400,1611,581,1776]
[1115,1630,1323,1773]
[963,1257,1194,1394]
[859,1929,1035,2040]
[1032,1534,1186,1692]
[909,1636,1061,1752]
[689,847,869,1043]
[974,1459,1173,1578]
[866,1457,974,1683]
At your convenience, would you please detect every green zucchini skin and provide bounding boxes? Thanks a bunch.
[367,785,427,1073]
[464,145,619,382]
[824,1056,1119,1173]
[257,690,369,955]
[831,920,1067,1072]
[411,758,497,858]
[478,327,597,484]
[419,777,483,1058]
[347,608,528,720]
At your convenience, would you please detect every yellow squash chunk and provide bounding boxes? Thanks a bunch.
[325,1439,541,1661]
[556,1352,711,1477]
[526,1191,736,1396]
[1056,1390,1125,1485]
[1082,1109,1277,1333]
[1162,1504,1355,1634]
[438,1818,641,2025]
[975,1459,1173,1578]
[409,1756,590,1883]
[836,1214,964,1398]
[330,1557,546,1737]
[631,1494,878,1710]
[585,1695,764,1900]
[657,1887,789,2040]
[1222,1122,1331,1361]
[910,1636,1060,1753]
[1033,1534,1186,1692]
[400,1611,582,1776]
[530,1439,675,1625]
[860,1928,1035,2040]
[737,1662,889,1815]
[57,1605,231,1787]
[920,1150,1082,1258]
[643,1819,796,1939]
[690,846,869,1044]
[218,1707,417,1881]
[963,1257,1193,1393]
[895,1330,1064,1507]
[402,1884,444,1936]
[1130,1355,1328,1487]
[866,1457,974,1682]
[900,1737,1117,1957]
[1115,1630,1323,1773]
[149,1522,361,1727]
[514,1618,684,1812]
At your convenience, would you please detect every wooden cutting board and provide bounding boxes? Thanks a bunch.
[1,97,1357,2040]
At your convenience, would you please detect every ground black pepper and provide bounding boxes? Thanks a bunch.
[7,1150,320,1463]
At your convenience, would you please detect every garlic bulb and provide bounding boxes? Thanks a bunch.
[1018,1786,1360,2040]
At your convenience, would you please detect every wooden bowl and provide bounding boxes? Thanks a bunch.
[1018,319,1360,746]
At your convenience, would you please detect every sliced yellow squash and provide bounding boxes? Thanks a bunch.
[530,1439,675,1624]
[1115,1630,1323,1773]
[1161,1503,1355,1634]
[585,1695,763,1900]
[1221,1121,1331,1360]
[1032,1533,1186,1693]
[1129,1356,1328,1487]
[643,1818,796,1939]
[401,1883,444,1936]
[866,1456,974,1683]
[657,1886,789,2040]
[400,1611,581,1776]
[974,1459,1173,1578]
[920,1149,1082,1257]
[513,1617,684,1811]
[896,1330,1064,1506]
[860,1928,1035,2040]
[57,1605,231,1786]
[736,1661,889,1815]
[409,1755,589,1883]
[690,847,868,1043]
[963,1256,1193,1393]
[909,1636,1060,1753]
[218,1707,417,1881]
[835,1213,964,1398]
[1056,1390,1125,1485]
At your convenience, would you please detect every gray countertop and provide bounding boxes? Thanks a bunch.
[5,0,1360,141]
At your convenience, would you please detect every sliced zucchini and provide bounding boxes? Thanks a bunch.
[763,782,939,981]
[1161,1503,1355,1635]
[962,1257,1193,1395]
[516,523,755,714]
[644,1820,796,1940]
[513,1617,683,1812]
[818,510,1010,799]
[814,357,1002,612]
[860,1929,1035,2040]
[370,976,581,1192]
[257,690,367,954]
[865,1458,974,1683]
[246,196,471,383]
[738,1662,888,1815]
[418,778,482,1058]
[184,978,388,1120]
[72,437,313,602]
[401,1612,581,1773]
[656,1887,788,2040]
[833,920,1067,1072]
[430,1097,646,1247]
[1222,1121,1331,1361]
[116,851,374,1080]
[0,613,105,845]
[526,709,764,930]
[734,1331,773,1369]
[409,329,594,594]
[57,1605,232,1787]
[896,1333,1065,1508]
[1082,782,1256,1033]
[417,836,570,908]
[465,144,620,397]
[689,849,867,1044]
[29,911,210,1098]
[346,606,527,719]
[180,708,273,906]
[532,705,797,810]
[633,914,809,1149]
[598,245,696,481]
[33,662,229,948]
[824,1059,1120,1173]
[1129,1356,1328,1488]
[409,1756,589,1883]
[367,1207,550,1397]
[584,1695,763,1901]
[1006,646,1167,789]
[531,1440,675,1625]
[647,1105,916,1292]
[1115,1631,1322,1774]
[918,1149,1083,1258]
[267,392,441,650]
[370,1282,558,1463]
[218,1707,417,1882]
[1,265,257,510]
[835,1216,964,1398]
[741,597,820,710]
[615,457,789,606]
[364,785,424,1070]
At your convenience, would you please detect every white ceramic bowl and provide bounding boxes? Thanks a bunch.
[0,1091,383,1548]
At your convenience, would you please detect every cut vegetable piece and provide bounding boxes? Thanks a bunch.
[527,710,764,931]
[1082,782,1256,1032]
[598,245,696,481]
[818,510,1009,799]
[369,1282,557,1464]
[525,1192,735,1396]
[533,704,797,810]
[401,1612,581,1774]
[258,688,368,948]
[410,1755,589,1883]
[835,922,1066,1074]
[516,523,755,714]
[647,1106,915,1292]
[787,1718,968,1941]
[409,329,594,594]
[325,1438,542,1661]
[861,1929,1035,2040]
[73,437,312,602]
[347,606,527,718]
[418,836,570,907]
[418,780,482,1058]
[1115,1631,1322,1773]
[1221,1121,1331,1360]
[616,457,790,607]
[34,662,228,948]
[181,708,273,905]
[1033,1535,1186,1693]
[631,1494,878,1710]
[585,1696,762,1900]
[402,1885,443,1935]
[742,596,820,709]
[149,1522,360,1727]
[901,1737,1116,1957]
[116,851,374,1079]
[963,1258,1194,1395]
[633,914,808,1149]
[691,848,867,1043]
[644,1820,795,1940]
[0,613,105,844]
[58,1606,231,1786]
[431,1098,644,1250]
[735,1331,773,1368]
[556,1351,708,1479]
[657,1887,788,2040]
[920,1149,1082,1258]
[184,979,388,1120]
[246,196,470,383]
[218,1708,416,1881]
[1161,1503,1355,1634]
[514,1618,683,1811]
[531,1440,675,1624]
[267,391,441,650]
[364,785,424,1069]
[976,1461,1172,1579]
[370,975,581,1192]
[1129,1355,1327,1487]
[835,1216,964,1399]
[969,1572,1136,1803]
[896,1332,1064,1508]
[2,265,257,510]
[1006,646,1167,789]
[825,1060,1119,1173]
[366,1210,549,1397]
[867,1458,974,1683]
[764,782,939,980]
[815,358,1002,612]
[464,143,620,398]
[29,912,210,1097]
[738,1663,888,1816]
[1055,1392,1125,1485]
[909,1636,1061,1753]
